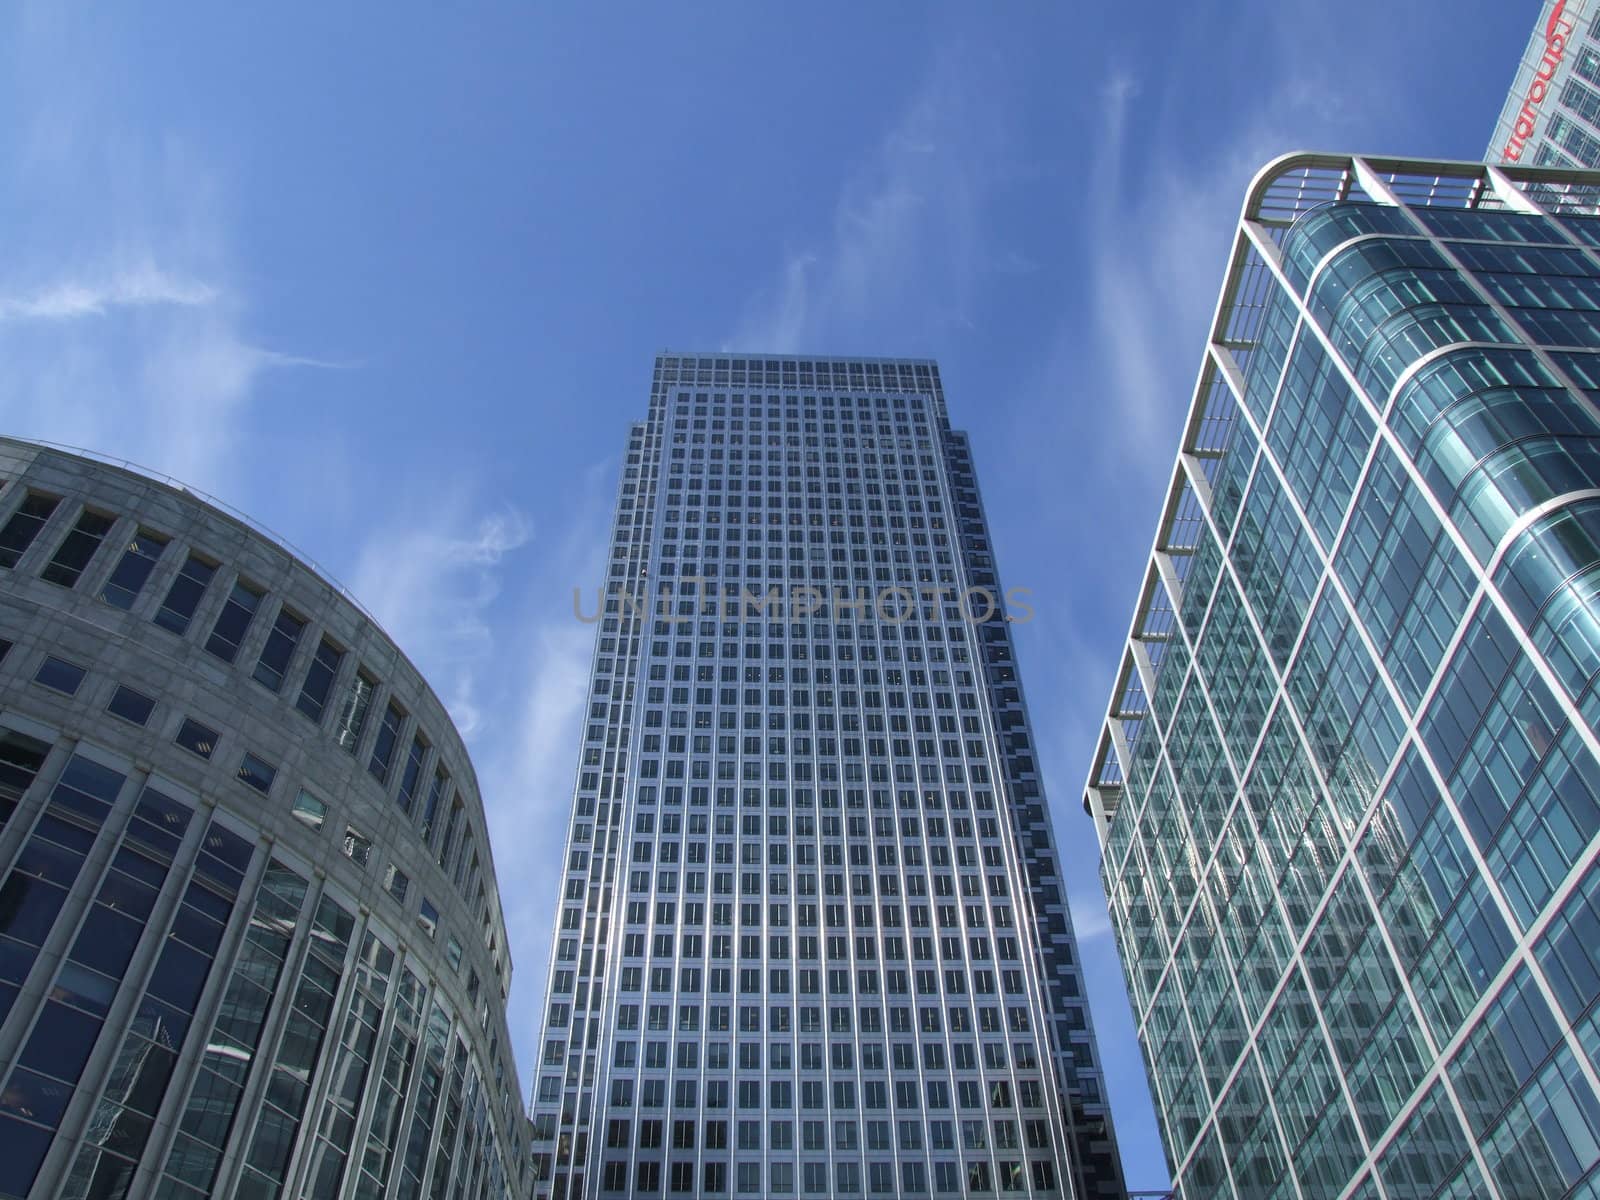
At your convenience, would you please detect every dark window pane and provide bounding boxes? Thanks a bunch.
[175,719,218,760]
[252,608,304,692]
[0,730,49,832]
[100,528,169,610]
[368,701,404,784]
[237,753,276,795]
[154,555,216,636]
[0,1114,54,1196]
[51,959,118,1015]
[0,492,61,569]
[69,908,142,979]
[0,1066,71,1126]
[49,764,121,820]
[146,939,213,1012]
[295,637,342,724]
[198,825,254,883]
[0,874,68,944]
[205,580,263,664]
[396,736,427,814]
[18,999,103,1080]
[33,655,86,696]
[41,509,115,588]
[106,685,156,726]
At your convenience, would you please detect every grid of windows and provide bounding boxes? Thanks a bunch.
[0,440,527,1200]
[1490,2,1600,168]
[1087,157,1600,1199]
[529,357,1121,1200]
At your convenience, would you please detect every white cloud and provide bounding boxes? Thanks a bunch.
[0,15,343,501]
[464,459,614,1082]
[0,264,218,321]
[348,504,535,738]
[730,47,999,353]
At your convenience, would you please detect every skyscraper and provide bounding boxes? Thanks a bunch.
[1490,0,1600,167]
[0,439,527,1200]
[1084,154,1600,1198]
[529,355,1125,1199]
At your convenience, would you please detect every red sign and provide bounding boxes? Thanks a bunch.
[1504,0,1578,161]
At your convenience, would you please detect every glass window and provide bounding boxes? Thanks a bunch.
[41,508,115,588]
[368,701,404,784]
[237,752,276,794]
[334,671,375,754]
[418,897,439,938]
[33,655,86,696]
[396,734,427,814]
[0,492,60,569]
[154,553,217,636]
[252,606,305,692]
[341,825,372,868]
[446,935,463,973]
[106,684,156,726]
[99,528,168,610]
[295,636,342,724]
[291,789,327,830]
[385,863,409,904]
[205,579,263,664]
[174,718,219,760]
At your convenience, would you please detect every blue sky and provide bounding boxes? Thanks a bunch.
[0,1,1539,1187]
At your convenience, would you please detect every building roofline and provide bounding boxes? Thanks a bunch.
[1080,152,1600,830]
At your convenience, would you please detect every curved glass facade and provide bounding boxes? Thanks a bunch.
[1086,157,1600,1198]
[0,440,527,1200]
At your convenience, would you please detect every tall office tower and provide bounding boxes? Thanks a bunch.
[529,354,1125,1200]
[1490,0,1600,166]
[1082,153,1600,1199]
[0,439,527,1200]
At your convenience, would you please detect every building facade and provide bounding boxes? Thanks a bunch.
[1083,154,1600,1198]
[529,355,1124,1199]
[0,439,527,1200]
[1490,0,1600,167]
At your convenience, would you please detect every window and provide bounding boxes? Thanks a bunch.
[396,734,427,814]
[253,607,305,692]
[175,717,219,759]
[99,528,168,610]
[205,578,263,663]
[0,492,60,568]
[418,897,439,939]
[291,788,327,830]
[334,670,375,753]
[154,553,217,635]
[446,935,464,973]
[106,684,155,726]
[33,655,86,696]
[296,636,343,723]
[237,752,277,794]
[342,824,372,868]
[41,509,115,588]
[385,863,409,904]
[421,768,450,844]
[369,701,404,784]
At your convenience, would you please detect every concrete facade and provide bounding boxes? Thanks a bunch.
[0,438,527,1200]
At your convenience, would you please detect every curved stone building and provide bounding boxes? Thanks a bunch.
[0,438,527,1200]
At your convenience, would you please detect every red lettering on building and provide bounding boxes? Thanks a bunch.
[1504,0,1576,161]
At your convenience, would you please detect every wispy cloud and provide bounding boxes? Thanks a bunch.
[730,47,1004,354]
[349,504,535,737]
[0,264,218,321]
[0,10,344,499]
[468,459,613,1079]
